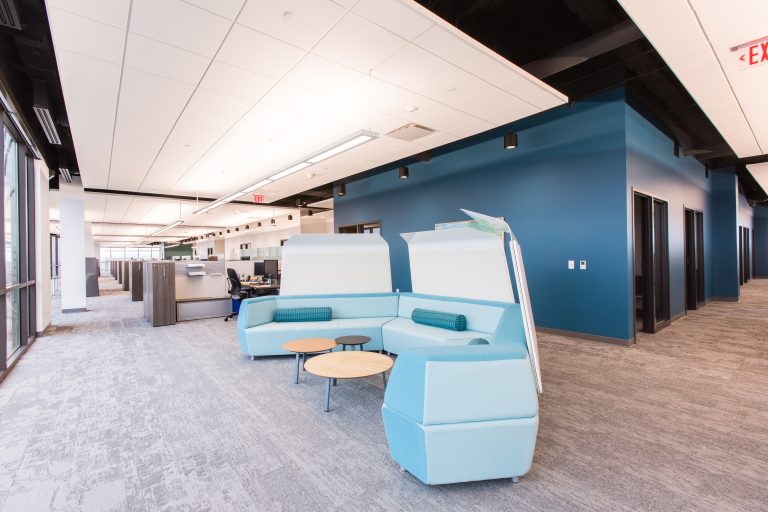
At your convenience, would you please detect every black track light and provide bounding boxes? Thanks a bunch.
[227,229,230,234]
[337,183,345,196]
[271,218,276,225]
[288,214,293,220]
[257,221,262,227]
[308,209,314,216]
[399,166,409,179]
[245,225,249,229]
[504,132,518,149]
[235,227,239,231]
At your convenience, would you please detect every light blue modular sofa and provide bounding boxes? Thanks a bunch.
[236,292,539,484]
[236,292,511,357]
[381,307,538,484]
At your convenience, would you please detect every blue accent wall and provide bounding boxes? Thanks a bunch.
[625,104,712,322]
[334,87,753,342]
[754,206,768,277]
[335,89,632,341]
[710,171,740,299]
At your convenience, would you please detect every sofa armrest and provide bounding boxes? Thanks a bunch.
[236,296,277,331]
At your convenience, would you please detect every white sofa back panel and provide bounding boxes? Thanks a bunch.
[274,294,399,319]
[422,358,538,425]
[397,294,508,333]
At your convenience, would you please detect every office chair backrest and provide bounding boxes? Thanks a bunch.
[227,268,243,292]
[227,276,241,297]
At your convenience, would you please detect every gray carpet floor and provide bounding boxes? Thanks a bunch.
[0,277,766,511]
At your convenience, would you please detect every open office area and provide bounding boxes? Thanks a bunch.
[0,1,767,511]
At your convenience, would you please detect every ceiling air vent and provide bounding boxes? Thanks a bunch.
[0,0,21,30]
[386,123,435,142]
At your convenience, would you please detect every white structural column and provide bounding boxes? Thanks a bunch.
[59,181,87,312]
[34,160,52,332]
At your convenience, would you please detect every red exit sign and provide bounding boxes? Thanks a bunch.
[253,194,264,203]
[734,36,768,69]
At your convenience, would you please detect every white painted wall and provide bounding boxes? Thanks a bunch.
[84,222,97,257]
[59,182,86,311]
[35,160,51,333]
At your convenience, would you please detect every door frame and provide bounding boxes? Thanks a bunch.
[632,190,671,337]
[684,207,705,311]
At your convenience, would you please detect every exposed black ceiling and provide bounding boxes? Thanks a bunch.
[415,0,767,201]
[0,0,77,189]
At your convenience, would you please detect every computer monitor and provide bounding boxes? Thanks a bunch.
[264,259,278,279]
[253,261,265,276]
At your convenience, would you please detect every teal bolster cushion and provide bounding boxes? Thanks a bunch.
[411,308,467,331]
[274,307,332,322]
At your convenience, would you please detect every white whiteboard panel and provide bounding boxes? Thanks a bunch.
[280,234,392,295]
[401,227,515,303]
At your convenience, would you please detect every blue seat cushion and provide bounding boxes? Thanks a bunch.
[274,307,332,322]
[411,308,467,331]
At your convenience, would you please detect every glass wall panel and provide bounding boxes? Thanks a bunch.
[3,125,19,285]
[6,289,19,358]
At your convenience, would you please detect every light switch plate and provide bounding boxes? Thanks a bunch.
[579,260,587,270]
[568,260,575,270]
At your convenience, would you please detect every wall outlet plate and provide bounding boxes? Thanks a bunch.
[579,260,587,270]
[568,260,575,270]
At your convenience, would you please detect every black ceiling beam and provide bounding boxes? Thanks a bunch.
[83,187,262,206]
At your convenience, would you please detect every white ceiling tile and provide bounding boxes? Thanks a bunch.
[142,88,252,193]
[414,107,477,133]
[373,44,454,91]
[238,0,347,50]
[482,102,540,126]
[313,12,407,73]
[412,131,459,149]
[413,25,480,66]
[445,118,494,138]
[352,0,433,40]
[452,87,531,120]
[181,0,245,19]
[498,73,557,103]
[48,7,125,64]
[284,54,362,95]
[217,24,306,78]
[335,76,406,108]
[460,52,519,85]
[329,0,356,8]
[55,51,122,189]
[416,67,491,106]
[130,0,231,58]
[47,0,130,27]
[124,33,210,85]
[200,60,276,101]
[108,68,195,191]
[380,89,443,122]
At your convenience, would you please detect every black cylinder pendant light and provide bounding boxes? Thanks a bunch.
[337,183,346,196]
[399,166,409,179]
[504,132,518,149]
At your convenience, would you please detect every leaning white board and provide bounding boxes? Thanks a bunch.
[462,209,542,393]
[280,234,392,295]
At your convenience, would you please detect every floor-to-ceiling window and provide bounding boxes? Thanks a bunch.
[1,113,37,370]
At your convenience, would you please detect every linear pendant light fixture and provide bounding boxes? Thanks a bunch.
[132,220,184,247]
[193,130,377,215]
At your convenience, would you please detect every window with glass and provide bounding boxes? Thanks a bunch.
[2,115,36,368]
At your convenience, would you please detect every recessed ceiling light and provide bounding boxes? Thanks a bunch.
[405,105,418,112]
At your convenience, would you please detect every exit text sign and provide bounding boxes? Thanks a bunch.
[735,37,768,69]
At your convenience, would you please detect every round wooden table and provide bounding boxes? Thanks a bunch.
[281,338,337,384]
[335,335,371,351]
[304,352,394,412]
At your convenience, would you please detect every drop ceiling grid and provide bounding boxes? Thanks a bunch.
[50,0,568,219]
[162,0,563,199]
